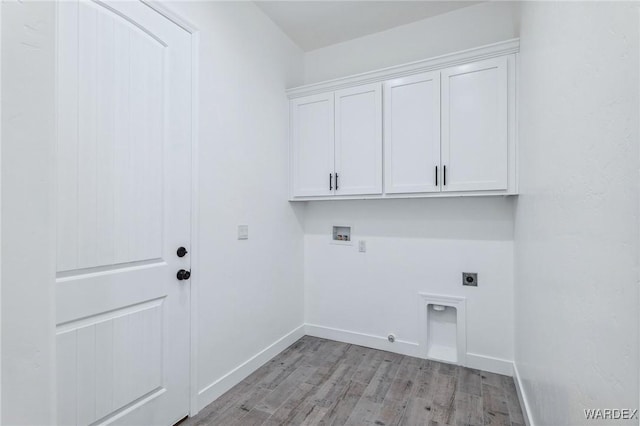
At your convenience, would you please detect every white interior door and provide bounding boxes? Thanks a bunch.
[334,83,382,195]
[291,93,335,197]
[441,57,508,192]
[56,1,192,425]
[384,72,441,194]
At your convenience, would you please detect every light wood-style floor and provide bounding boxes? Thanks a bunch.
[184,336,525,426]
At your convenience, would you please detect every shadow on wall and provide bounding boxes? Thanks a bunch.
[288,200,307,231]
[302,196,515,241]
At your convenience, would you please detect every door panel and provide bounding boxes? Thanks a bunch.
[384,72,440,194]
[56,1,191,425]
[59,1,165,272]
[291,93,335,197]
[441,57,508,192]
[334,83,382,195]
[57,299,162,425]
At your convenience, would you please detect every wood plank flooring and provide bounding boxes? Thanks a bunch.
[184,336,525,426]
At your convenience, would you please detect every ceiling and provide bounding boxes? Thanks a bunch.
[254,1,482,52]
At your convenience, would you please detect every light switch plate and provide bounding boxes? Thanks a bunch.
[358,240,366,252]
[238,225,248,240]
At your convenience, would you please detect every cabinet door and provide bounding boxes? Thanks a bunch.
[334,83,382,195]
[384,72,441,194]
[441,57,508,192]
[291,93,335,197]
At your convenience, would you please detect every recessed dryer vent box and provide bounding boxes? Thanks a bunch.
[419,293,466,366]
[332,225,352,245]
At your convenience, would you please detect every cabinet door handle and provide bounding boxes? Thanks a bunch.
[435,166,438,186]
[335,173,339,191]
[443,165,447,186]
[329,173,333,191]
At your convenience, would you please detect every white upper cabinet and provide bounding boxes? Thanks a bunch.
[291,93,335,197]
[287,39,518,200]
[334,83,382,195]
[441,57,508,192]
[384,72,441,194]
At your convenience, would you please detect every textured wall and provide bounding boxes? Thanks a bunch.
[1,1,57,424]
[514,2,639,425]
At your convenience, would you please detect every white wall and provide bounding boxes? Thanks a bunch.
[303,1,520,84]
[300,2,521,375]
[163,1,306,412]
[1,1,57,424]
[304,198,515,374]
[514,2,639,425]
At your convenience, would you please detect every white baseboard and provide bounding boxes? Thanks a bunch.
[196,324,306,413]
[305,323,421,357]
[512,362,535,426]
[305,324,514,377]
[465,353,513,376]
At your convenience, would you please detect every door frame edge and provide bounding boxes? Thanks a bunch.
[140,1,201,418]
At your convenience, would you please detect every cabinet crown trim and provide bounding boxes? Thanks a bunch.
[287,38,519,99]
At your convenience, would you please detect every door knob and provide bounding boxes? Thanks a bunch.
[177,247,188,257]
[176,269,191,280]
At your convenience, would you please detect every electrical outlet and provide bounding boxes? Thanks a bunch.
[358,240,366,252]
[238,225,248,240]
[462,272,477,286]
